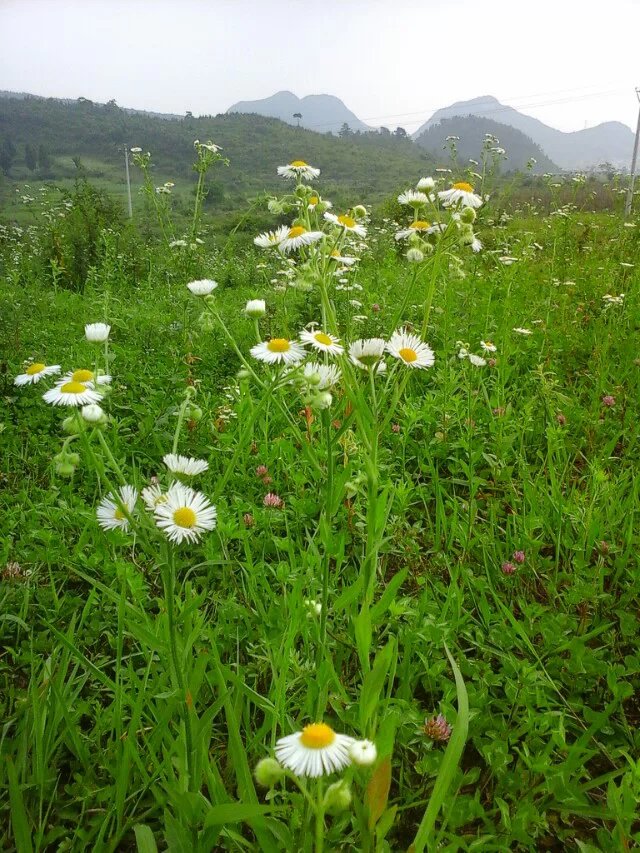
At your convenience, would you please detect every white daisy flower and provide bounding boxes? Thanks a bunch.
[513,327,532,335]
[275,723,355,778]
[245,299,266,318]
[43,380,103,407]
[59,369,111,387]
[277,160,321,180]
[417,177,436,191]
[386,329,435,369]
[395,220,440,241]
[278,226,324,254]
[251,338,306,365]
[349,338,387,370]
[300,329,344,356]
[96,485,138,532]
[438,182,483,208]
[397,189,431,207]
[154,482,217,544]
[254,225,290,249]
[187,279,218,296]
[302,362,341,389]
[307,194,331,211]
[141,483,167,511]
[329,249,358,266]
[468,353,487,367]
[471,237,483,252]
[480,340,497,353]
[349,739,378,767]
[14,362,61,386]
[163,453,209,476]
[85,323,111,342]
[323,212,367,238]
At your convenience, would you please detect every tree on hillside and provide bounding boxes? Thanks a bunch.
[293,112,302,127]
[0,138,17,176]
[38,143,52,175]
[338,123,352,138]
[25,143,38,172]
[394,127,408,139]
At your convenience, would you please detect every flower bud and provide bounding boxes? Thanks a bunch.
[82,404,106,423]
[267,198,285,215]
[323,780,352,816]
[459,206,476,224]
[349,739,377,767]
[313,391,333,410]
[255,757,285,787]
[353,204,367,219]
[55,461,76,478]
[186,404,203,422]
[406,247,424,263]
[245,299,266,319]
[85,323,111,343]
[62,415,83,435]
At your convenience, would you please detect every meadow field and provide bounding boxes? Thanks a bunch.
[1,146,639,852]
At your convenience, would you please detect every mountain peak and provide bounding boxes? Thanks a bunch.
[227,91,371,134]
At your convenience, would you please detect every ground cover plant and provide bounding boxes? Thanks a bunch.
[1,141,639,852]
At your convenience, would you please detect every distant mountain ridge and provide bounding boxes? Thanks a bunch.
[415,115,557,173]
[414,96,634,169]
[227,91,371,134]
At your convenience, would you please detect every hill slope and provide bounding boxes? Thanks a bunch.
[0,94,434,209]
[414,95,634,169]
[227,90,371,134]
[415,116,558,173]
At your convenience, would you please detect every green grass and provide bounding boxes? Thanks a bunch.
[1,171,639,852]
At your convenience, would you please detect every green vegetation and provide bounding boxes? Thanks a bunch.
[415,115,557,172]
[0,95,436,217]
[1,146,639,852]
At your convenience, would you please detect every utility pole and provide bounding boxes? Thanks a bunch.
[123,144,133,219]
[624,88,640,218]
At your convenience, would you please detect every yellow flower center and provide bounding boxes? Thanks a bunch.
[485,340,494,347]
[399,347,418,363]
[453,182,474,192]
[309,196,319,204]
[291,160,308,167]
[330,249,340,257]
[314,333,333,346]
[267,338,291,353]
[338,215,356,228]
[26,362,46,375]
[114,508,126,520]
[288,226,307,238]
[173,507,197,528]
[61,381,88,394]
[299,723,336,749]
[72,369,94,382]
[410,220,431,230]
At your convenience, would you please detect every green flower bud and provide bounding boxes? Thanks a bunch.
[55,460,76,478]
[323,780,352,816]
[237,368,251,380]
[459,206,476,224]
[62,415,83,435]
[186,404,203,422]
[255,757,285,788]
[353,204,367,219]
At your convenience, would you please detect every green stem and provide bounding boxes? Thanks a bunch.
[314,409,334,718]
[162,549,196,791]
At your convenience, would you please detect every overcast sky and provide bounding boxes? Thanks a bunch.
[1,0,638,134]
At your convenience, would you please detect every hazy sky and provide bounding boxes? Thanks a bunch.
[1,0,638,134]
